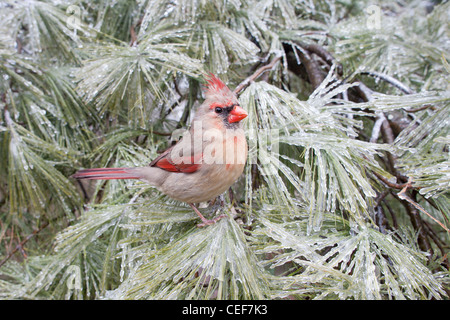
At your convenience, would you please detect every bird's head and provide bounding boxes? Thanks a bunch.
[196,73,248,130]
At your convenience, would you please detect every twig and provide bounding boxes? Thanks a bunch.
[130,26,137,46]
[423,219,449,260]
[129,17,143,47]
[16,37,23,54]
[375,205,390,234]
[0,221,49,269]
[359,71,414,94]
[379,112,400,176]
[380,114,396,144]
[407,201,433,253]
[370,113,386,143]
[373,171,408,189]
[354,81,374,102]
[234,55,282,95]
[397,178,450,233]
[404,104,435,113]
[302,43,343,75]
[382,197,399,229]
[374,191,389,207]
[152,131,172,136]
[284,42,343,90]
[295,46,324,89]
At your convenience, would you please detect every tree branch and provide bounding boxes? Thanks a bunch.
[398,178,449,233]
[302,43,343,76]
[359,70,414,94]
[373,171,407,189]
[295,46,324,89]
[0,221,49,269]
[129,17,143,46]
[234,54,282,95]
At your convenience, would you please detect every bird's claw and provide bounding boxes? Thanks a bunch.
[197,214,227,228]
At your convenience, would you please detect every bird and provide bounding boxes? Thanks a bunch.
[72,74,248,227]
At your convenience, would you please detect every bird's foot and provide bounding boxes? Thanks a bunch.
[197,214,227,228]
[189,202,227,227]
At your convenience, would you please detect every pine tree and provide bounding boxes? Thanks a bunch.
[0,0,449,300]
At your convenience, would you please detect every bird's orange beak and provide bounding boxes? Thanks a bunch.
[228,105,248,123]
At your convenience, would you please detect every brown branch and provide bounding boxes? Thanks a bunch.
[234,55,282,95]
[283,42,344,91]
[302,43,343,76]
[373,171,407,189]
[152,131,172,136]
[129,17,143,46]
[382,197,399,229]
[16,37,23,54]
[380,115,396,144]
[404,104,436,113]
[0,221,49,269]
[375,205,390,234]
[408,203,433,253]
[130,26,137,46]
[353,81,374,102]
[397,178,450,233]
[295,47,324,90]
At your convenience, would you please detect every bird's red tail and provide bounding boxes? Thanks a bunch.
[71,168,140,180]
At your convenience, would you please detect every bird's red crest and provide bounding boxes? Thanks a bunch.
[204,73,227,94]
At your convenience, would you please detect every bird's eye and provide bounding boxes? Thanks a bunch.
[215,107,223,113]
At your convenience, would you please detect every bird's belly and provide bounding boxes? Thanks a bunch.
[159,162,245,203]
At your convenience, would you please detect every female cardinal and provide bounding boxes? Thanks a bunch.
[72,74,248,227]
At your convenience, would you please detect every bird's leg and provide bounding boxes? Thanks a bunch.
[208,194,225,212]
[189,203,227,227]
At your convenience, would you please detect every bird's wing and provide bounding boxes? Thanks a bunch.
[150,144,202,173]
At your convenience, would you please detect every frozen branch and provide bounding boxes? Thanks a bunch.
[359,71,414,94]
[302,43,343,75]
[295,46,325,89]
[0,221,49,268]
[234,54,282,95]
[398,178,449,233]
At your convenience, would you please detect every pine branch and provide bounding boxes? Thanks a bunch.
[292,44,325,89]
[0,221,49,269]
[398,178,450,233]
[129,17,143,46]
[373,171,408,190]
[359,70,414,94]
[302,43,343,76]
[234,54,282,95]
